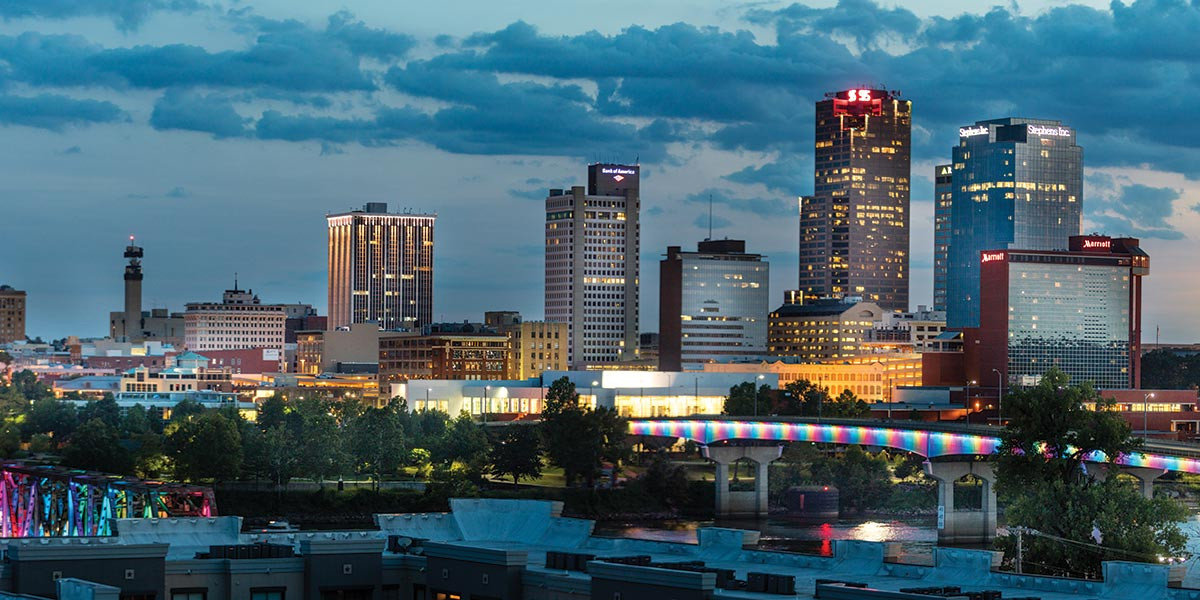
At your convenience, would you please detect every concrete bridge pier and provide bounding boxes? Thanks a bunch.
[1090,464,1164,499]
[702,445,783,517]
[925,460,996,546]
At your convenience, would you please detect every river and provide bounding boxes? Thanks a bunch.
[593,515,940,563]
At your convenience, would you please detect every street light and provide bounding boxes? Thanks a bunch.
[965,379,977,426]
[484,385,490,423]
[425,387,431,410]
[590,380,599,408]
[1144,392,1156,437]
[755,374,765,417]
[992,369,1003,426]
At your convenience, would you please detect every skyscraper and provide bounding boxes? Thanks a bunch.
[932,164,953,311]
[327,203,435,331]
[799,87,911,311]
[545,164,640,368]
[659,240,769,371]
[945,118,1082,328]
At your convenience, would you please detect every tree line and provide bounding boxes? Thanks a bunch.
[723,379,869,418]
[0,372,626,491]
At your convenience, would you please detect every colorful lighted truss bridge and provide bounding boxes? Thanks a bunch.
[0,462,216,538]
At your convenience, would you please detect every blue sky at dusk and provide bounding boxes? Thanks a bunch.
[2,0,1198,342]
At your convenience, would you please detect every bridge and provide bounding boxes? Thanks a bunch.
[627,417,1200,544]
[0,462,217,538]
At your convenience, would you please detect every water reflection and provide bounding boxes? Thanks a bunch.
[594,515,938,561]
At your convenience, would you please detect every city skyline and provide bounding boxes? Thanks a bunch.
[3,0,1199,342]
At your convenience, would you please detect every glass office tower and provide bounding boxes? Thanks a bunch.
[799,88,911,312]
[659,240,769,371]
[945,118,1082,328]
[932,164,952,311]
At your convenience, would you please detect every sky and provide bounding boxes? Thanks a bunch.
[2,0,1199,342]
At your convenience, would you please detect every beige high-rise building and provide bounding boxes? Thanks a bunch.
[327,202,435,331]
[0,286,26,344]
[545,164,640,368]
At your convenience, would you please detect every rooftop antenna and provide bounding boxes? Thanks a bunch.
[708,194,713,241]
[234,272,238,290]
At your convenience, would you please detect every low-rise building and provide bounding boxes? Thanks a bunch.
[296,322,393,375]
[119,352,234,394]
[378,328,511,389]
[702,352,923,403]
[768,297,884,360]
[399,370,779,419]
[184,287,286,354]
[486,314,568,380]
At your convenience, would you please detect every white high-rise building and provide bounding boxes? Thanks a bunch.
[545,164,640,368]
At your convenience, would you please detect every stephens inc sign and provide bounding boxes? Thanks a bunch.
[1027,124,1072,137]
[959,125,989,137]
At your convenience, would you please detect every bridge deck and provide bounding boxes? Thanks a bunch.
[627,416,1200,474]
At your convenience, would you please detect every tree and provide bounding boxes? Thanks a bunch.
[779,380,832,417]
[540,377,629,487]
[258,393,288,430]
[63,418,132,474]
[827,389,870,418]
[488,424,543,486]
[170,397,205,421]
[0,421,21,458]
[433,412,489,478]
[166,411,243,482]
[723,382,772,416]
[810,445,892,513]
[78,396,121,428]
[995,368,1187,577]
[121,404,151,436]
[291,395,349,485]
[349,400,408,488]
[24,397,78,438]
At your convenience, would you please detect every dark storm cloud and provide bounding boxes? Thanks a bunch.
[0,94,125,130]
[3,0,1200,190]
[0,0,201,31]
[723,157,811,196]
[0,11,406,93]
[150,89,248,138]
[1087,173,1185,240]
[683,188,795,218]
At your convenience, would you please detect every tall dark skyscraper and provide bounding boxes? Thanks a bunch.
[933,164,953,311]
[545,164,640,368]
[799,88,911,312]
[327,202,435,331]
[945,118,1082,329]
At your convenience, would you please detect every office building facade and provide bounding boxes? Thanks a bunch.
[327,202,435,331]
[545,164,640,368]
[946,118,1083,328]
[768,297,884,360]
[659,240,769,371]
[378,331,511,388]
[0,285,26,345]
[799,88,911,311]
[184,287,286,355]
[972,235,1147,390]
